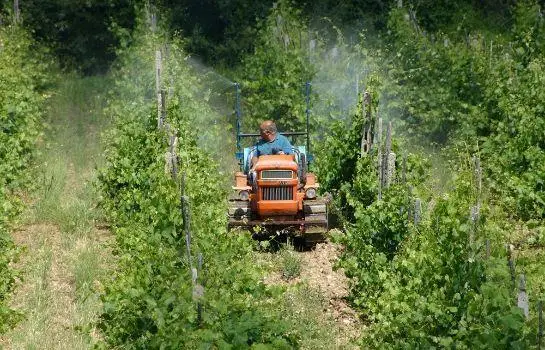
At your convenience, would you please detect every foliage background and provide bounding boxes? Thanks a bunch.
[1,0,544,347]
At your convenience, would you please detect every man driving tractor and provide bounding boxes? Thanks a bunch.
[251,120,292,167]
[228,113,327,246]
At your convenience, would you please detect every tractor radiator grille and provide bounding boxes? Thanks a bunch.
[262,186,293,200]
[261,170,293,180]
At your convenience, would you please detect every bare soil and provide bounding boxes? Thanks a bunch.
[264,240,362,346]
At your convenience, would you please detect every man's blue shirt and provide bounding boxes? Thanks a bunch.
[255,134,293,156]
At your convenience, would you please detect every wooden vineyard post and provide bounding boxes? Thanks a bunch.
[195,253,204,324]
[165,134,178,177]
[365,92,373,153]
[381,122,389,187]
[360,92,368,157]
[150,12,157,33]
[517,274,529,319]
[539,300,543,350]
[148,12,204,325]
[180,174,204,322]
[474,156,482,203]
[383,122,396,188]
[407,186,413,223]
[169,134,177,177]
[155,49,162,127]
[360,92,373,157]
[377,117,383,200]
[414,198,421,225]
[469,156,481,260]
[167,130,204,324]
[469,205,479,258]
[13,0,20,24]
[401,154,409,221]
[507,244,516,288]
[470,204,479,228]
[402,152,407,185]
[158,89,166,128]
[387,150,396,187]
[180,174,193,270]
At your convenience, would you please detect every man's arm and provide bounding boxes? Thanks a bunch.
[281,136,293,155]
[251,144,260,168]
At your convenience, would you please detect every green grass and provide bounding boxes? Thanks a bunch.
[0,75,113,349]
[30,76,108,233]
[73,241,103,300]
[254,242,359,349]
[278,284,350,350]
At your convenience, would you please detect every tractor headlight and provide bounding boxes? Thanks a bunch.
[239,190,250,201]
[305,187,317,199]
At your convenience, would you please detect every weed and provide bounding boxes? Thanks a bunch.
[280,242,302,280]
[279,284,351,349]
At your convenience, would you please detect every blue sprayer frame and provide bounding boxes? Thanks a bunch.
[233,82,313,171]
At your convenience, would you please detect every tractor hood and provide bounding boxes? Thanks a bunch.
[254,155,298,172]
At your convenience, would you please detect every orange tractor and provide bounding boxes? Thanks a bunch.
[228,83,329,245]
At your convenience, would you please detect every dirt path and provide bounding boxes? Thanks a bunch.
[261,239,362,348]
[0,77,113,349]
[298,243,360,330]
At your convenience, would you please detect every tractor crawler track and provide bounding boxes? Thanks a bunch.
[228,198,328,245]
